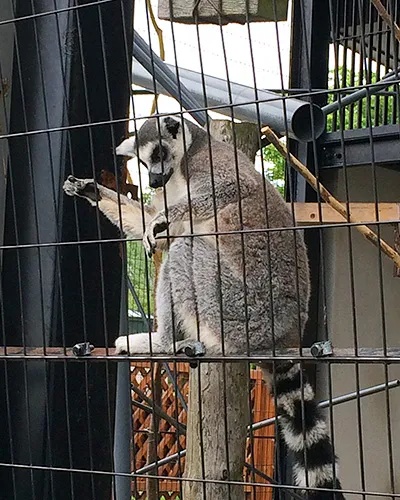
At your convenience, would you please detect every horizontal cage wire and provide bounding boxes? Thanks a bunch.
[0,1,399,500]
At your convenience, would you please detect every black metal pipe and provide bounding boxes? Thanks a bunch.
[132,60,326,142]
[322,70,400,115]
[133,30,206,126]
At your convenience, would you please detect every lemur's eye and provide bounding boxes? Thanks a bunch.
[151,144,168,163]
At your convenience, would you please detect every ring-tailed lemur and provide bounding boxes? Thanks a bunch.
[63,115,344,500]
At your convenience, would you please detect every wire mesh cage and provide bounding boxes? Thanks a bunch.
[0,1,399,500]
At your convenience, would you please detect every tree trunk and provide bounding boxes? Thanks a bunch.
[210,120,260,163]
[184,363,249,499]
[183,120,260,500]
[146,363,162,500]
[146,250,163,500]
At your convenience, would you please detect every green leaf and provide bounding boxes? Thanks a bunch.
[127,241,155,315]
[261,143,286,195]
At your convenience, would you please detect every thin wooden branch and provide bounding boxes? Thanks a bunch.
[261,126,400,270]
[146,0,165,116]
[370,0,400,43]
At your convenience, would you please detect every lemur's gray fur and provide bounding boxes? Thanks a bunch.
[63,116,344,500]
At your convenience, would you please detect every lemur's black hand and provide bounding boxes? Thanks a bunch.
[143,213,168,258]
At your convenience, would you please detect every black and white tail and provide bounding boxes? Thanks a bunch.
[263,363,345,500]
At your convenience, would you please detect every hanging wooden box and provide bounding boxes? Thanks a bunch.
[157,0,289,25]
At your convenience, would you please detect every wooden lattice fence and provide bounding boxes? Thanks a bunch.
[131,362,275,500]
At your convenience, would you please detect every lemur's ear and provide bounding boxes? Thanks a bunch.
[163,117,180,139]
[115,135,136,158]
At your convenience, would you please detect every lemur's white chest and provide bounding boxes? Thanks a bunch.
[152,169,187,212]
[152,169,213,238]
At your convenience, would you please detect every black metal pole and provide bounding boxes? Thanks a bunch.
[114,275,133,500]
[0,1,14,496]
[286,0,331,497]
[0,1,133,499]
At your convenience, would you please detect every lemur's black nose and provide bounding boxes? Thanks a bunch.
[149,173,164,189]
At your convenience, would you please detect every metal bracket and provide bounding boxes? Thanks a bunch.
[320,125,400,169]
[72,342,94,357]
[177,340,205,368]
[310,340,333,358]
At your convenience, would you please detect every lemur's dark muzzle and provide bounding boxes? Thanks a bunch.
[149,173,164,189]
[149,170,173,189]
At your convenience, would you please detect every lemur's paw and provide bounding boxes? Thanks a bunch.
[143,213,168,258]
[143,226,157,258]
[115,335,130,355]
[63,176,100,202]
[63,175,88,196]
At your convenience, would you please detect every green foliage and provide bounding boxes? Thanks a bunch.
[261,143,286,196]
[127,241,154,315]
[141,189,153,205]
[126,189,156,315]
[326,67,397,132]
[259,63,400,196]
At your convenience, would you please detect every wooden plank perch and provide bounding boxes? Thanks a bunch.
[1,346,400,361]
[290,202,400,225]
[262,126,400,270]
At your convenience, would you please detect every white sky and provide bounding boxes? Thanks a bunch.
[126,0,293,192]
[126,1,380,194]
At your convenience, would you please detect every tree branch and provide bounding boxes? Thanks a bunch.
[262,126,400,270]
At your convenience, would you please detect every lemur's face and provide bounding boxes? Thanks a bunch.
[116,116,192,189]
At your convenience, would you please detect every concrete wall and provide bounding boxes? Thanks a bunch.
[316,165,400,498]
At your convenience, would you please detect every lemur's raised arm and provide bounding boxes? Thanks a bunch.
[63,176,155,240]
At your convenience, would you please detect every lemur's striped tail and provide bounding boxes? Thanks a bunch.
[262,363,345,500]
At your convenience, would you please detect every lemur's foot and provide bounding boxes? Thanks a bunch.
[114,334,205,358]
[114,333,164,355]
[63,176,100,202]
[115,335,131,355]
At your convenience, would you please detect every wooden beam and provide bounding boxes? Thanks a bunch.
[290,202,400,225]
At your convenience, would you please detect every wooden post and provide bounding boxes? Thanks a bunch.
[183,121,260,500]
[210,120,260,163]
[184,363,249,499]
[146,250,163,500]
